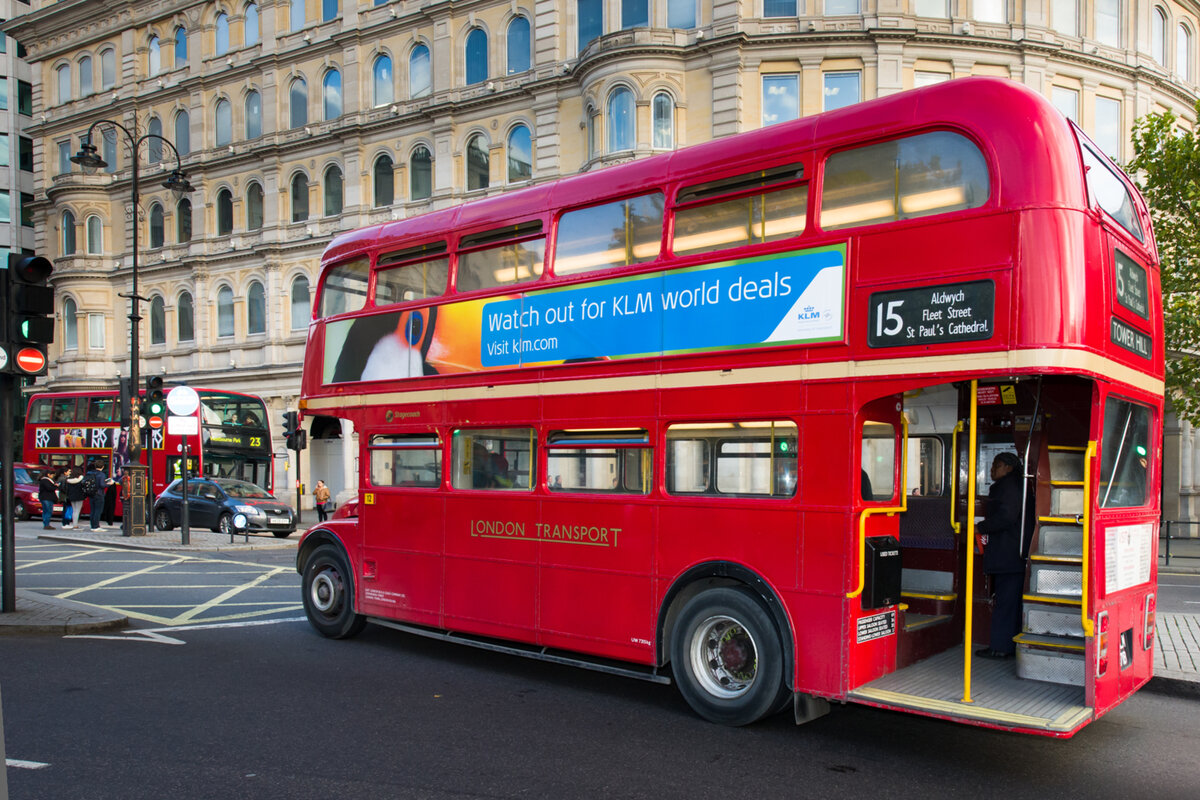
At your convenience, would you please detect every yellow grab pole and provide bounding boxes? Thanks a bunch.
[1081,441,1096,638]
[949,421,964,535]
[961,380,979,703]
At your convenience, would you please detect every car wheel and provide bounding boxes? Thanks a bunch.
[302,544,366,638]
[217,513,233,535]
[154,508,174,531]
[669,587,788,727]
[14,500,28,521]
[272,529,293,539]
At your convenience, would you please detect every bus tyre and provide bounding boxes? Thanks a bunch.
[302,545,366,639]
[670,587,787,726]
[154,508,174,531]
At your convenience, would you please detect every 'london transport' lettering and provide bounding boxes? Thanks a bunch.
[471,519,621,547]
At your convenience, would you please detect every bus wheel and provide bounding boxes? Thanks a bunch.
[154,508,174,531]
[670,587,787,726]
[302,545,366,639]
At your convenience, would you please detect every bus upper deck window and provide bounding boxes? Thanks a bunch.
[318,258,370,318]
[455,221,545,292]
[555,193,664,276]
[820,131,989,230]
[673,164,807,256]
[1079,138,1144,242]
[376,257,449,305]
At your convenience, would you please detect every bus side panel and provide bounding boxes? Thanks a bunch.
[537,497,657,663]
[443,494,539,641]
[785,588,848,696]
[852,213,1016,288]
[359,490,445,627]
[1014,209,1089,351]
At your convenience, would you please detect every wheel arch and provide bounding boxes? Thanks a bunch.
[656,561,796,690]
[296,526,355,579]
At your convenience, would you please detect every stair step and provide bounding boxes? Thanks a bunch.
[1036,525,1083,558]
[1030,553,1083,565]
[901,568,954,596]
[1023,593,1082,607]
[903,612,952,632]
[1048,450,1085,482]
[1014,632,1085,652]
[1017,642,1085,686]
[1029,562,1082,597]
[1024,602,1086,638]
[1050,486,1084,516]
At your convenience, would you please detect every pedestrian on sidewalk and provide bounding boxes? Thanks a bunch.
[38,467,61,529]
[314,480,331,522]
[84,460,113,531]
[63,466,86,529]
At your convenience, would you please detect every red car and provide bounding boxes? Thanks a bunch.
[8,463,54,521]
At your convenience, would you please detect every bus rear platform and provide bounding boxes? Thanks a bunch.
[847,645,1092,735]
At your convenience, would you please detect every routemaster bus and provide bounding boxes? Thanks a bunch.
[295,77,1161,736]
[24,388,273,505]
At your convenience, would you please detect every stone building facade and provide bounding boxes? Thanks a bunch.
[5,0,1200,511]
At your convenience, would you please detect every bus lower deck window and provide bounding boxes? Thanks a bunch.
[452,428,537,491]
[370,434,442,488]
[666,421,797,497]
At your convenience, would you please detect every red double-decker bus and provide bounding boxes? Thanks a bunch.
[296,77,1162,736]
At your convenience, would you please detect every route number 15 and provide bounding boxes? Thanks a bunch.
[875,300,904,338]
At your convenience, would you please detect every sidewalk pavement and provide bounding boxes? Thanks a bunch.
[1,528,1198,697]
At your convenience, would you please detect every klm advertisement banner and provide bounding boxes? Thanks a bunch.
[325,245,845,383]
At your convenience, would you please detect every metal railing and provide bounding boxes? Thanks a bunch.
[1161,520,1200,566]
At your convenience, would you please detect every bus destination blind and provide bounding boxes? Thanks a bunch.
[867,280,995,348]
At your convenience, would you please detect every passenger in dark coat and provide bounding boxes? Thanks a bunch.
[976,451,1028,658]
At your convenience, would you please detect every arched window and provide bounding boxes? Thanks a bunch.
[248,281,266,334]
[215,13,230,56]
[1179,24,1192,80]
[100,48,116,90]
[217,285,235,337]
[291,275,311,330]
[215,98,232,146]
[56,64,71,104]
[175,110,191,155]
[245,90,262,139]
[507,124,532,183]
[290,77,308,128]
[373,54,394,106]
[177,197,192,243]
[652,92,674,149]
[217,188,234,235]
[507,17,531,75]
[61,210,77,256]
[247,183,264,230]
[292,173,309,221]
[1153,8,1167,65]
[148,36,161,75]
[374,154,395,207]
[177,291,194,342]
[175,27,188,68]
[465,28,488,86]
[148,117,163,164]
[79,55,93,96]
[322,0,339,23]
[150,296,166,345]
[578,0,602,52]
[86,215,103,254]
[63,297,79,350]
[466,133,489,190]
[411,145,433,200]
[323,69,342,120]
[245,4,261,46]
[149,203,165,248]
[607,86,635,153]
[410,44,431,98]
[324,164,344,216]
[291,0,305,31]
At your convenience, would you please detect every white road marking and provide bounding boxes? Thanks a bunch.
[65,617,307,644]
[6,758,50,769]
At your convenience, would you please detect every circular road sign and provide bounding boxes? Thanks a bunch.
[148,416,164,430]
[167,385,200,416]
[15,348,46,374]
[0,348,7,371]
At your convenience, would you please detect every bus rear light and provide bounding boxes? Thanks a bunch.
[1143,593,1156,650]
[1096,610,1110,678]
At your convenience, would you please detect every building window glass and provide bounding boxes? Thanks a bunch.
[323,0,339,23]
[62,211,77,256]
[216,13,230,55]
[88,314,105,351]
[324,165,344,215]
[763,74,799,125]
[150,296,166,345]
[248,281,266,334]
[578,0,603,51]
[59,141,72,174]
[246,91,262,139]
[247,183,264,230]
[410,45,431,98]
[218,286,235,337]
[411,146,433,200]
[86,215,103,254]
[0,80,8,111]
[826,0,859,13]
[292,173,309,221]
[652,92,674,148]
[18,81,32,116]
[1052,0,1078,37]
[466,134,490,190]
[1153,7,1166,64]
[148,117,163,163]
[507,125,532,183]
[974,0,1005,23]
[150,203,165,248]
[102,128,117,173]
[101,48,116,89]
[823,71,861,111]
[763,0,796,17]
[1096,0,1120,47]
[373,54,394,106]
[291,0,305,31]
[177,198,192,243]
[178,292,194,342]
[915,71,950,87]
[466,28,488,85]
[290,77,308,128]
[57,64,71,104]
[246,4,261,46]
[1095,96,1122,161]
[622,0,648,28]
[1178,24,1191,80]
[63,298,78,350]
[0,192,10,224]
[374,154,395,207]
[507,17,531,74]
[668,0,696,28]
[607,87,635,153]
[0,134,8,167]
[79,55,93,96]
[291,275,311,330]
[915,0,948,14]
[20,193,33,228]
[215,98,232,146]
[175,27,188,68]
[175,110,191,155]
[217,189,234,235]
[1052,85,1079,122]
[323,69,342,120]
[149,36,161,75]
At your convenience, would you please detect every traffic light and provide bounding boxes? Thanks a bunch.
[145,375,165,419]
[4,253,54,375]
[119,376,133,427]
[282,410,298,450]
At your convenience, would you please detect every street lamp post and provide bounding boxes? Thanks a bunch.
[72,117,192,537]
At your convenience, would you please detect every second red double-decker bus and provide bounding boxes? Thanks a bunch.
[295,78,1162,736]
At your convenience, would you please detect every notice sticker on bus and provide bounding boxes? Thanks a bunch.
[856,611,896,643]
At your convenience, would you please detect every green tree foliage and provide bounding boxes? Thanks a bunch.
[1130,107,1200,423]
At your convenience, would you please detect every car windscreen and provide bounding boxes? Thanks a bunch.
[217,480,272,499]
[14,467,38,484]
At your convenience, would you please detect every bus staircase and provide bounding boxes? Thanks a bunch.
[848,450,1091,733]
